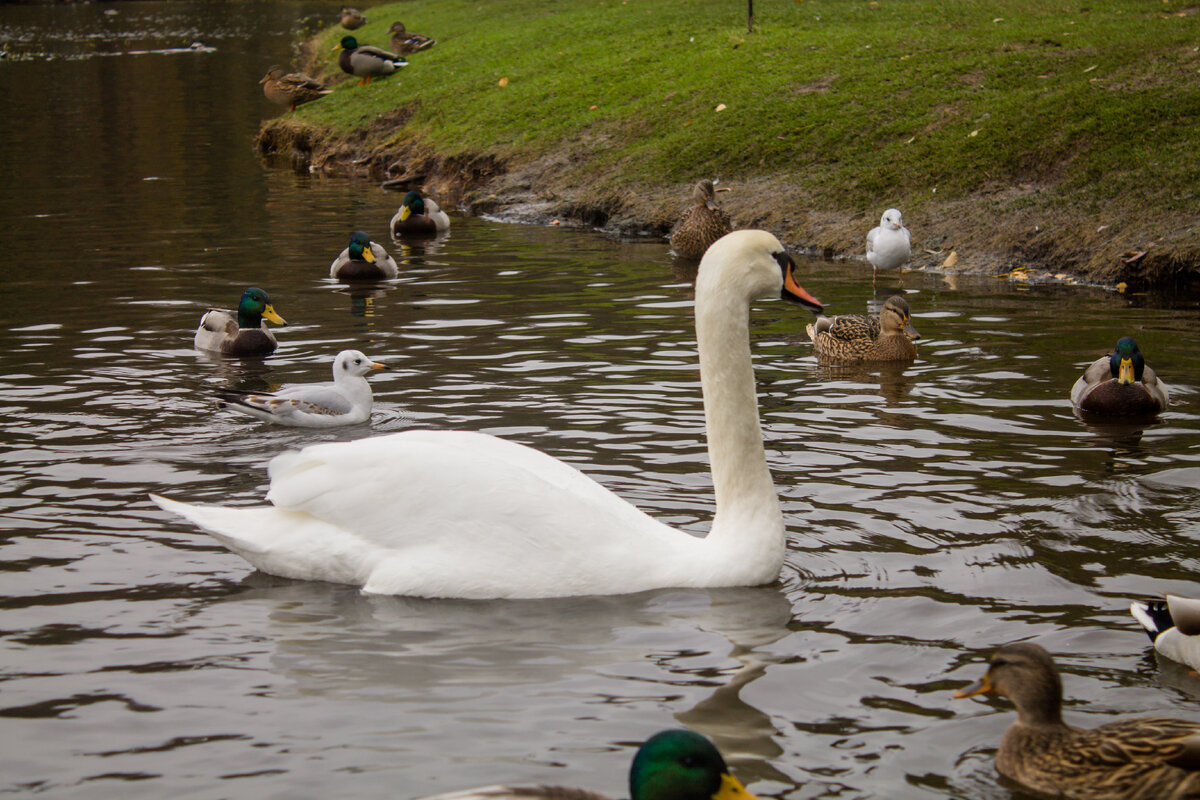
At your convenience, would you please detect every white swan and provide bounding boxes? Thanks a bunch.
[866,208,911,275]
[149,230,824,599]
[217,349,386,428]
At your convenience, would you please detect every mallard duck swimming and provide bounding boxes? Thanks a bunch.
[217,350,387,428]
[805,295,919,362]
[149,231,823,599]
[390,191,451,237]
[1132,594,1200,670]
[333,36,406,87]
[193,287,287,357]
[670,180,732,260]
[259,65,330,111]
[403,729,758,800]
[388,21,436,56]
[330,231,399,281]
[866,208,911,276]
[1071,337,1169,416]
[340,7,366,29]
[954,642,1200,800]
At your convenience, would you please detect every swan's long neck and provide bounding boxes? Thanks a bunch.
[694,287,784,543]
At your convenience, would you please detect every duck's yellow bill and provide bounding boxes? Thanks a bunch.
[362,246,377,263]
[399,205,413,222]
[1118,357,1135,384]
[714,772,759,800]
[263,305,287,326]
[332,43,344,51]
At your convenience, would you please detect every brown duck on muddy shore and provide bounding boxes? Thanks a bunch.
[259,66,330,112]
[669,179,731,260]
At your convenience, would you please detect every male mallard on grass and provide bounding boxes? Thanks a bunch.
[805,295,919,362]
[1132,594,1200,671]
[390,191,451,237]
[259,65,331,111]
[866,208,911,276]
[388,22,436,56]
[330,231,399,281]
[194,287,287,357]
[1071,337,1169,416]
[954,642,1200,800]
[333,35,406,87]
[340,7,366,30]
[669,180,731,260]
[409,729,758,800]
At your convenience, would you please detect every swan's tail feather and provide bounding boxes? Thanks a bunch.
[149,493,272,555]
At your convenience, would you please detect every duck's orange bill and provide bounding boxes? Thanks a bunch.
[1118,358,1135,384]
[953,675,992,699]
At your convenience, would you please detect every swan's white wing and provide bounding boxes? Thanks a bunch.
[154,430,696,598]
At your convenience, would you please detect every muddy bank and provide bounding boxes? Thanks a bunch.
[257,117,1200,290]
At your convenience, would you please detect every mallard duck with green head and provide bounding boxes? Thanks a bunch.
[194,287,287,357]
[670,180,732,260]
[388,21,436,56]
[1071,337,1169,416]
[390,191,451,237]
[330,231,399,281]
[333,35,406,87]
[410,729,758,800]
[954,642,1200,800]
[806,295,919,362]
[259,65,330,111]
[340,7,366,30]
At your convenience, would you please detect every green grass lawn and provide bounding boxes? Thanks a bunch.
[274,0,1200,281]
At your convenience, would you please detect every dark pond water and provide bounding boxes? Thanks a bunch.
[1,3,1199,799]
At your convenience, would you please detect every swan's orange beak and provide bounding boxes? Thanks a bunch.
[781,257,823,313]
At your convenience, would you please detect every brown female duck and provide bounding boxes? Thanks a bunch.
[1071,336,1169,416]
[340,7,367,30]
[955,642,1200,800]
[259,66,330,112]
[669,180,731,260]
[805,295,919,362]
[388,22,436,56]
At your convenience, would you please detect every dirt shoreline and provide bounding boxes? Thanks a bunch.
[256,116,1200,291]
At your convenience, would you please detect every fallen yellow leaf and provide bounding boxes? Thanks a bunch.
[942,251,958,267]
[498,76,509,87]
[1116,281,1128,293]
[715,103,727,112]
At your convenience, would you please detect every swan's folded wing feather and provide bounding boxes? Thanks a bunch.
[265,430,666,546]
